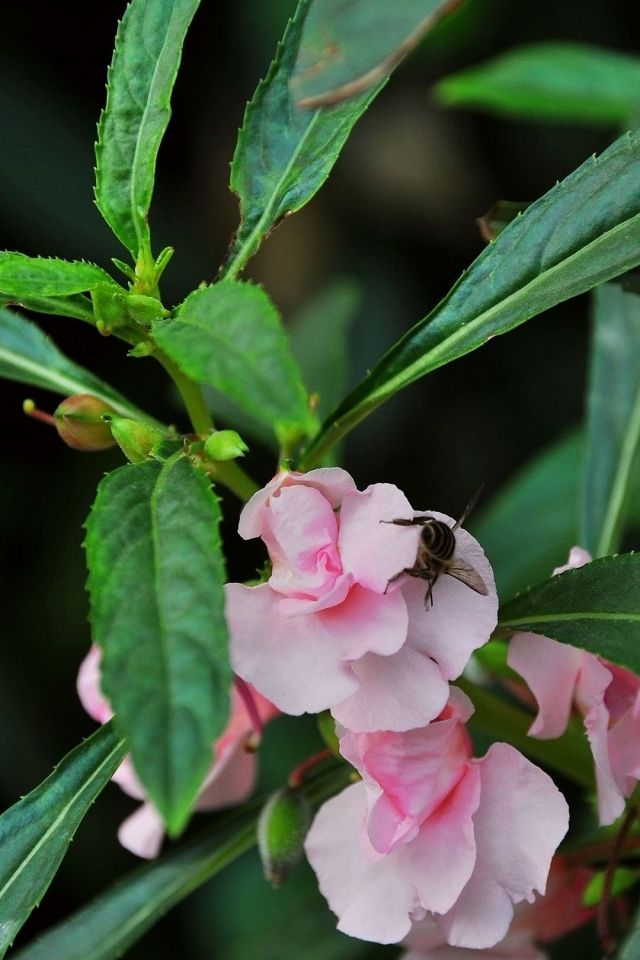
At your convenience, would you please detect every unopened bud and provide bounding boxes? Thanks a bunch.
[257,787,311,887]
[125,294,168,324]
[103,415,165,463]
[203,429,249,461]
[54,395,117,451]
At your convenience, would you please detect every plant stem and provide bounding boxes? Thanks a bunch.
[598,803,639,955]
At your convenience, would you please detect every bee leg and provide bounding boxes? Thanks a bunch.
[384,566,422,594]
[424,573,440,609]
[379,516,432,526]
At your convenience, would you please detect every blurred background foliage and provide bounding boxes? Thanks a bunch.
[2,0,640,956]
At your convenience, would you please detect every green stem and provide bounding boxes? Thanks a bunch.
[156,352,213,435]
[203,457,260,502]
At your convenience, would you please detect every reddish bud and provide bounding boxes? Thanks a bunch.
[53,394,117,451]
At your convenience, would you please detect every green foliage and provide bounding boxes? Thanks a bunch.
[95,0,201,257]
[619,903,640,959]
[0,723,126,958]
[581,285,640,557]
[471,432,584,600]
[257,788,311,886]
[0,253,116,298]
[583,866,640,907]
[499,553,640,672]
[292,0,459,107]
[222,0,383,280]
[0,308,155,422]
[13,765,352,960]
[153,281,316,447]
[85,456,231,833]
[301,130,640,466]
[436,43,640,126]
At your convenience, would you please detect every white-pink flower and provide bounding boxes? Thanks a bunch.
[226,468,497,731]
[77,645,278,858]
[399,857,593,959]
[304,690,569,948]
[507,547,640,826]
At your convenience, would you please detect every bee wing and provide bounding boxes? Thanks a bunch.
[445,560,488,595]
[452,484,484,532]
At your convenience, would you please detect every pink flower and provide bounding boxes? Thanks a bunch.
[226,468,497,731]
[77,645,277,858]
[304,690,569,948]
[507,547,640,825]
[399,857,593,959]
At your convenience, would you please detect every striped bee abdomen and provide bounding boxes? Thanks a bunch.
[420,520,455,561]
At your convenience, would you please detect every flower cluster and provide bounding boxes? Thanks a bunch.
[508,547,640,826]
[225,469,571,951]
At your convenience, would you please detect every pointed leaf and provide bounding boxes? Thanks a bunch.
[222,0,383,280]
[436,43,640,126]
[500,553,640,672]
[301,131,640,466]
[85,456,231,833]
[12,765,351,960]
[0,723,126,959]
[95,0,201,255]
[153,281,316,445]
[0,253,115,298]
[2,292,96,325]
[581,284,640,557]
[0,308,156,423]
[292,0,460,108]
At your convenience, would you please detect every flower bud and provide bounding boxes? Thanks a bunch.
[103,415,166,463]
[124,294,168,325]
[53,395,117,451]
[316,711,341,757]
[203,429,249,461]
[257,787,311,887]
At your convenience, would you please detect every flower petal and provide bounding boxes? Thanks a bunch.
[438,744,569,950]
[305,782,418,944]
[118,802,165,859]
[507,634,583,739]
[238,468,356,539]
[403,516,497,679]
[331,643,449,733]
[196,737,257,811]
[76,645,112,725]
[577,655,624,826]
[338,484,418,594]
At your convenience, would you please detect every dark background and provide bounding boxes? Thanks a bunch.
[2,1,639,956]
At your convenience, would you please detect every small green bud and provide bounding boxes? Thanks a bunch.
[53,395,117,451]
[316,711,341,757]
[91,284,129,332]
[124,293,169,325]
[257,787,311,887]
[203,429,249,461]
[103,415,166,463]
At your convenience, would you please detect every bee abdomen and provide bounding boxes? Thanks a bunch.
[420,520,455,561]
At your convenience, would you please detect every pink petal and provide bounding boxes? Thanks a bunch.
[403,517,497,679]
[76,645,112,725]
[521,857,594,943]
[576,655,624,826]
[401,915,545,959]
[118,802,165,859]
[404,764,481,915]
[338,484,418,594]
[331,644,449,733]
[112,756,146,801]
[196,737,257,811]
[305,782,418,944]
[227,582,360,714]
[261,485,341,599]
[607,690,640,801]
[438,744,569,950]
[552,546,592,576]
[238,468,356,540]
[507,634,583,739]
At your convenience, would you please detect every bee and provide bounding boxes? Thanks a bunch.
[382,491,488,608]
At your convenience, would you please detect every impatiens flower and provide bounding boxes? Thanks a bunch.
[399,857,593,959]
[304,690,569,948]
[77,645,278,858]
[508,547,640,826]
[226,468,497,731]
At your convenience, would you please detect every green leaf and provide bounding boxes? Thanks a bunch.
[95,0,201,256]
[499,553,640,672]
[471,431,585,601]
[13,765,351,960]
[290,278,359,420]
[0,722,126,959]
[291,0,458,108]
[153,281,316,446]
[0,253,115,298]
[301,130,640,467]
[1,292,96,325]
[222,0,384,280]
[583,866,640,907]
[581,285,640,557]
[85,456,231,833]
[619,903,640,960]
[0,308,156,423]
[436,43,640,126]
